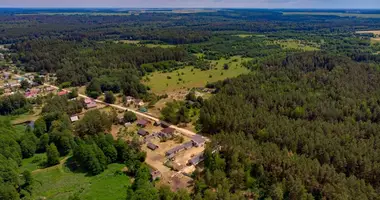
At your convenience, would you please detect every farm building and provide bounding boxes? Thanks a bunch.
[189,152,204,166]
[84,98,93,104]
[138,129,149,137]
[137,119,150,127]
[191,134,206,147]
[165,141,194,159]
[147,143,159,151]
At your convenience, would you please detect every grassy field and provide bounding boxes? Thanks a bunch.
[143,56,251,94]
[32,158,130,200]
[234,34,266,38]
[371,38,380,44]
[118,40,176,48]
[283,12,380,18]
[274,40,319,51]
[356,30,380,35]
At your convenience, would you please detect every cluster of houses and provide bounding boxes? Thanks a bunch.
[126,96,145,107]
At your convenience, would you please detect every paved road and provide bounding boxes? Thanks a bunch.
[44,83,200,138]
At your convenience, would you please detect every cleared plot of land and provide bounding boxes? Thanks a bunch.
[274,40,319,51]
[356,30,380,35]
[283,12,380,18]
[143,56,251,94]
[118,40,176,48]
[234,34,266,38]
[371,38,380,44]
[32,160,129,200]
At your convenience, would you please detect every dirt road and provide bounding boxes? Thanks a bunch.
[44,83,201,138]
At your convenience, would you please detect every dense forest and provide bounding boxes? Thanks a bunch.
[2,8,380,200]
[198,52,380,199]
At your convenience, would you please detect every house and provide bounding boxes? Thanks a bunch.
[124,122,132,127]
[138,129,149,137]
[46,87,56,92]
[58,90,68,96]
[126,96,134,103]
[191,134,206,147]
[165,141,194,158]
[134,99,144,107]
[10,83,21,88]
[160,121,171,128]
[84,98,93,104]
[150,169,161,181]
[161,127,175,135]
[117,116,124,124]
[137,119,150,127]
[147,143,159,151]
[188,152,204,166]
[70,116,79,122]
[86,101,97,109]
[154,121,161,126]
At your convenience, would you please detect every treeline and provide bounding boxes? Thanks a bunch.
[11,40,189,97]
[0,118,37,199]
[1,10,380,45]
[0,93,30,115]
[199,52,380,198]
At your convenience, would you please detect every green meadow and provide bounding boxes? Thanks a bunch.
[143,56,251,94]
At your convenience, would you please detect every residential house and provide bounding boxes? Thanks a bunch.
[86,101,97,109]
[137,119,150,127]
[58,90,68,96]
[126,96,134,103]
[134,99,144,107]
[147,143,159,151]
[138,129,149,137]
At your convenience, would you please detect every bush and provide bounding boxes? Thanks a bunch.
[124,111,137,123]
[104,91,116,104]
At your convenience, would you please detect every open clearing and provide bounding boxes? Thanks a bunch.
[118,40,177,48]
[32,158,129,200]
[274,40,319,51]
[371,38,380,44]
[234,34,266,38]
[283,12,380,18]
[356,30,380,35]
[143,56,251,94]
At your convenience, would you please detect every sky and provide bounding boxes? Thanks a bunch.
[0,0,378,9]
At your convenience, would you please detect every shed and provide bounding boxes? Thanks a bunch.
[70,116,79,122]
[147,143,159,151]
[150,169,161,180]
[86,101,97,109]
[138,129,149,137]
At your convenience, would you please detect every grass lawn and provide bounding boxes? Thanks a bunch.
[21,153,47,172]
[143,56,251,94]
[371,38,380,44]
[274,40,319,51]
[32,159,130,200]
[234,34,266,38]
[11,106,42,125]
[118,40,176,48]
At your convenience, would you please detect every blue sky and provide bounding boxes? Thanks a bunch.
[0,0,378,9]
